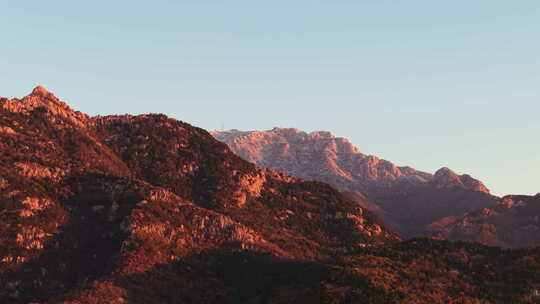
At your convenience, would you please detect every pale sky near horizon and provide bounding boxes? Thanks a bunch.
[1,1,539,196]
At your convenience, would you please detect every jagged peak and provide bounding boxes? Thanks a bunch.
[21,86,69,111]
[0,87,89,128]
[24,86,62,105]
[434,167,458,177]
[21,86,64,107]
[432,167,490,194]
[30,85,53,97]
[432,167,464,187]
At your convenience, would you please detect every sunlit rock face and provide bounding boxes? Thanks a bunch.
[0,88,399,303]
[213,128,497,237]
[1,86,89,128]
[213,128,429,191]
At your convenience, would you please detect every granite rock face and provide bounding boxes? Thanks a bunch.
[213,128,428,189]
[213,128,497,237]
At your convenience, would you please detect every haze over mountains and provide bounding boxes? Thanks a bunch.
[1,88,540,303]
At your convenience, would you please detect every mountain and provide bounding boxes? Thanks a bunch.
[427,194,540,248]
[213,128,499,237]
[0,87,398,303]
[2,88,540,303]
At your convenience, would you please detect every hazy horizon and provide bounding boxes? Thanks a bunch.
[2,1,539,196]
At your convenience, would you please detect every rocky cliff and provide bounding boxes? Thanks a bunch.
[213,128,498,237]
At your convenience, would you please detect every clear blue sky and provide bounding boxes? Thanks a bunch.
[2,1,539,196]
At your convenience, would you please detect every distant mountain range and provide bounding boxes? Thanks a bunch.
[1,87,540,303]
[213,128,499,238]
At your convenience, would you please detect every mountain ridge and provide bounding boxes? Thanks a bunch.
[213,127,498,237]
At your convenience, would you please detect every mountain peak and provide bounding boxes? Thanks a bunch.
[434,167,458,177]
[31,85,53,97]
[27,86,60,103]
[0,87,89,128]
[433,167,490,194]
